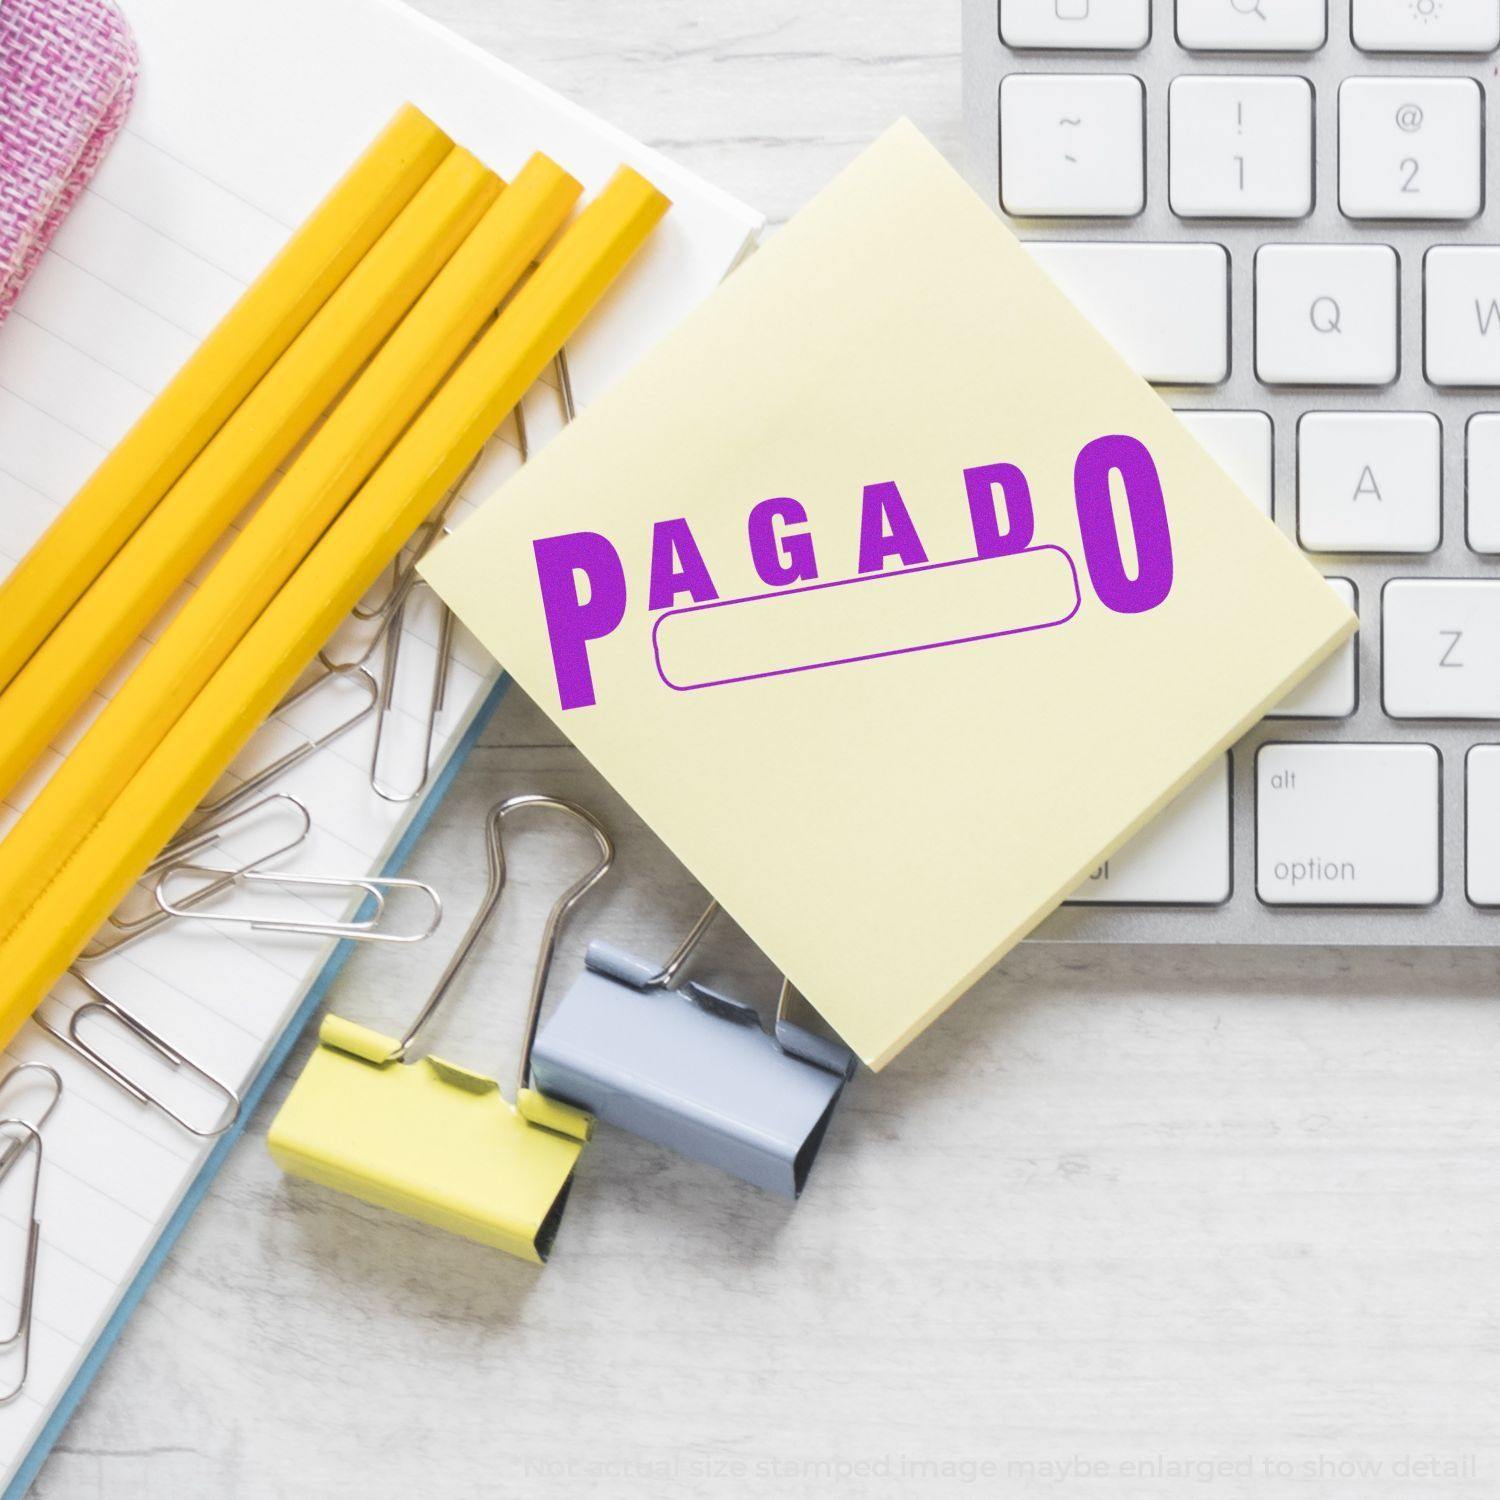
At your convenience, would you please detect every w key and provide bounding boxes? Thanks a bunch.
[1384,580,1500,718]
[1427,248,1500,386]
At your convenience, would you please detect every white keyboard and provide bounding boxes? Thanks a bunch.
[963,0,1500,943]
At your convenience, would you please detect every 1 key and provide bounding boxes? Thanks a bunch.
[1170,77,1313,220]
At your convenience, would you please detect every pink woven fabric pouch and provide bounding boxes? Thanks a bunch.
[0,0,138,321]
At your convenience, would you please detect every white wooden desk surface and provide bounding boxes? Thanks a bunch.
[33,4,1500,1497]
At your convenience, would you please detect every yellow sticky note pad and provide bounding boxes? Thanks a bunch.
[422,121,1354,1069]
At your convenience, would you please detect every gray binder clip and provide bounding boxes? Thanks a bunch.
[531,900,856,1198]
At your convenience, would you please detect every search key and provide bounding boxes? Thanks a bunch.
[1177,0,1327,51]
[1255,244,1399,386]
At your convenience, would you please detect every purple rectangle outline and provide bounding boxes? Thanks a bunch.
[652,543,1082,692]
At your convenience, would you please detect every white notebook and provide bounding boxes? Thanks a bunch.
[0,0,760,1487]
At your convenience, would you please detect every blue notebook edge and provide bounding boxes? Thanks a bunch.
[6,676,510,1499]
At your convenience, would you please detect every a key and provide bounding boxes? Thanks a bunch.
[1384,580,1500,718]
[1255,244,1398,386]
[1177,0,1327,52]
[1169,76,1314,220]
[1297,411,1440,552]
[1465,747,1500,904]
[1069,757,1230,905]
[1174,409,1272,516]
[1256,743,1440,906]
[1001,0,1151,49]
[1353,0,1500,53]
[1467,415,1500,553]
[1001,74,1145,217]
[1269,578,1357,717]
[1339,78,1482,221]
[1028,242,1229,384]
[1426,247,1500,387]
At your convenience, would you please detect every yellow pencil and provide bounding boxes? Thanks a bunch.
[0,104,451,697]
[0,153,582,943]
[0,146,500,803]
[0,166,670,1042]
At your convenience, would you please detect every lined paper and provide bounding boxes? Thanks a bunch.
[0,0,759,1483]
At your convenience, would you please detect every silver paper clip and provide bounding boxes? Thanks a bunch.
[79,794,313,961]
[360,349,574,804]
[321,457,476,675]
[38,973,240,1138]
[555,346,577,423]
[0,1063,61,1176]
[531,900,856,1198]
[153,862,442,945]
[511,347,575,458]
[345,510,442,627]
[324,454,478,800]
[368,578,454,805]
[319,398,502,680]
[193,662,377,824]
[0,1120,42,1405]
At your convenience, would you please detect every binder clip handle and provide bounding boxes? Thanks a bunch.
[641,899,722,989]
[774,979,857,1080]
[591,899,856,1079]
[384,794,614,1108]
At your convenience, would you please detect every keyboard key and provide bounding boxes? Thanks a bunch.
[1001,75,1145,217]
[1175,409,1272,515]
[1465,747,1500,905]
[1467,415,1500,552]
[1255,244,1398,386]
[1070,757,1230,905]
[1338,78,1483,221]
[1169,76,1314,219]
[1177,0,1327,51]
[1426,247,1500,386]
[1384,580,1500,718]
[1001,0,1151,49]
[1028,242,1229,383]
[1353,0,1500,53]
[1269,578,1357,717]
[1257,743,1440,906]
[1297,411,1440,552]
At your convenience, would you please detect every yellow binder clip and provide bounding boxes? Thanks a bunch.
[267,794,614,1263]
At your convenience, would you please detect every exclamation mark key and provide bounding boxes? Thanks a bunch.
[1168,76,1313,218]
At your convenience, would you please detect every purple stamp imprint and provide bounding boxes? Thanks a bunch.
[652,545,1082,692]
[532,434,1173,708]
